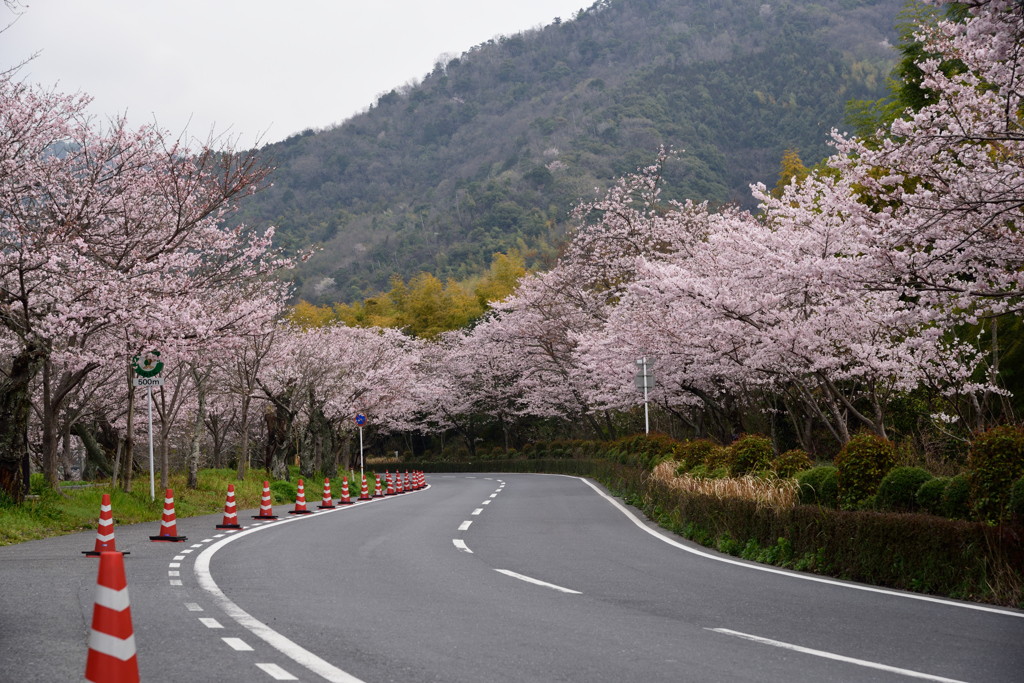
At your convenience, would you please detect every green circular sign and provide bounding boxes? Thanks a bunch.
[132,350,164,378]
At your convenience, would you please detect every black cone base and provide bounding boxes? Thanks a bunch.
[288,509,314,515]
[252,514,278,520]
[216,524,243,529]
[149,535,188,542]
[82,550,130,556]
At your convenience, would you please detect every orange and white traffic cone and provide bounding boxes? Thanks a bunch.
[318,478,336,509]
[374,474,383,497]
[84,494,127,556]
[396,471,404,494]
[417,471,424,489]
[405,470,412,492]
[386,470,395,496]
[85,551,139,683]
[216,484,243,529]
[252,480,278,520]
[150,489,187,542]
[289,479,313,515]
[359,473,371,501]
[338,477,353,505]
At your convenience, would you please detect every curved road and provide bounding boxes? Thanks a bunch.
[1,473,1021,682]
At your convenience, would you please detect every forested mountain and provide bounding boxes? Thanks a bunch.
[235,0,903,304]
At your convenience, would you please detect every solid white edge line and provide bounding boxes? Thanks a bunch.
[255,662,299,680]
[573,476,1023,619]
[194,483,431,683]
[707,628,967,683]
[494,569,581,594]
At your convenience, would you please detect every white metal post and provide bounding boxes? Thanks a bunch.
[147,386,155,501]
[359,426,364,479]
[643,357,650,435]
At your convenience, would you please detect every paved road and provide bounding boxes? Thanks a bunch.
[1,473,1021,682]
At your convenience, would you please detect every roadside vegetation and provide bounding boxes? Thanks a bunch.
[0,467,381,546]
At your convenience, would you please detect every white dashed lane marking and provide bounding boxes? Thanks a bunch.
[708,629,967,683]
[170,579,182,586]
[482,500,491,505]
[173,555,185,560]
[495,569,581,594]
[168,571,180,577]
[185,603,203,612]
[471,508,483,515]
[223,637,254,651]
[489,494,497,498]
[458,521,472,531]
[199,618,223,629]
[169,563,180,568]
[256,662,299,680]
[453,539,473,553]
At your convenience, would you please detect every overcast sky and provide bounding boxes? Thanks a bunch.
[1,1,588,146]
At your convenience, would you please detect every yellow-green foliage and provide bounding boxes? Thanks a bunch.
[968,425,1024,523]
[729,434,774,476]
[288,249,526,338]
[774,449,813,478]
[834,432,896,508]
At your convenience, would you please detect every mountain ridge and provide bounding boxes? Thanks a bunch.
[234,0,903,303]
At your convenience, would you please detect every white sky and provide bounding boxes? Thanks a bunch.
[1,1,588,146]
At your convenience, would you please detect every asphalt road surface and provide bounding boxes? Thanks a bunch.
[1,473,1022,682]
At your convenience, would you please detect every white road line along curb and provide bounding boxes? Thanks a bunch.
[495,569,581,594]
[707,628,968,682]
[194,484,431,683]
[575,477,1023,619]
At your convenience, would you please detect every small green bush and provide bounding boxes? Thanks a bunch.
[680,439,722,467]
[834,433,896,508]
[916,477,950,517]
[730,434,774,476]
[876,467,933,512]
[774,449,812,478]
[795,466,839,507]
[269,480,297,504]
[703,445,734,474]
[968,425,1024,522]
[943,473,972,520]
[1009,476,1024,521]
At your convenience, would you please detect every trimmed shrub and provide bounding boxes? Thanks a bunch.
[703,445,734,474]
[876,467,933,512]
[795,466,839,507]
[730,434,774,476]
[943,473,972,520]
[968,425,1024,522]
[774,449,812,478]
[916,477,950,517]
[679,439,722,469]
[834,433,896,508]
[1011,476,1024,521]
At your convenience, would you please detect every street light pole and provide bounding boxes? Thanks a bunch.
[642,356,649,435]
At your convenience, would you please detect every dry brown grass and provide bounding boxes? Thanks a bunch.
[650,461,800,512]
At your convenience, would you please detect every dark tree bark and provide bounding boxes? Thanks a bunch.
[0,345,44,502]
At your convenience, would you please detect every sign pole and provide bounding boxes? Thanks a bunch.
[643,357,650,435]
[359,426,364,479]
[147,386,155,501]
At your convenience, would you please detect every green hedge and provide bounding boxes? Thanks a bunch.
[599,463,1024,607]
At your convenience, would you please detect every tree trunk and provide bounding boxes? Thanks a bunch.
[340,431,352,472]
[187,364,207,489]
[0,345,44,502]
[237,398,249,481]
[72,423,115,479]
[160,432,170,492]
[41,360,58,488]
